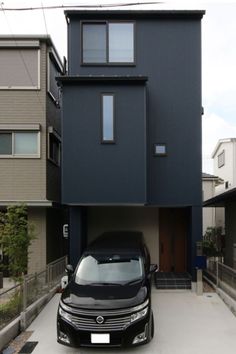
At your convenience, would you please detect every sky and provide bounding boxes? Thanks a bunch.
[0,0,236,174]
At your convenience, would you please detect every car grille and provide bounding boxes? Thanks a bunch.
[70,314,131,331]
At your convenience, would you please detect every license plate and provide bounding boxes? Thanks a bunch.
[91,333,110,344]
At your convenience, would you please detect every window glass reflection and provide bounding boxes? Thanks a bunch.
[103,95,114,141]
[83,24,106,63]
[109,23,134,63]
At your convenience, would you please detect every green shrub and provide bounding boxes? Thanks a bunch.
[0,205,35,281]
[0,291,22,329]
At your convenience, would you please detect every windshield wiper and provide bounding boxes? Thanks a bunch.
[89,282,122,286]
[124,278,142,286]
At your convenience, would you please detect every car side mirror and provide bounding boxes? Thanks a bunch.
[65,264,74,276]
[150,264,158,273]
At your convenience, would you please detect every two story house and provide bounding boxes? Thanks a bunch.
[202,172,224,235]
[58,10,205,287]
[0,35,66,274]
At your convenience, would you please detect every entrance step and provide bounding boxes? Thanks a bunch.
[154,272,191,290]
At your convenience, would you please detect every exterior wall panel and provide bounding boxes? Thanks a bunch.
[46,92,61,202]
[225,202,236,267]
[0,42,47,201]
[62,83,147,204]
[66,15,203,206]
[214,142,234,192]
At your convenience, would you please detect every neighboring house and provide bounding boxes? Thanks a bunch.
[0,35,66,274]
[212,138,236,194]
[58,10,205,285]
[204,138,236,268]
[202,172,224,235]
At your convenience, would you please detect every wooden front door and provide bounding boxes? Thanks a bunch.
[159,208,187,272]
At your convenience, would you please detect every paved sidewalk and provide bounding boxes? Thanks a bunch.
[24,290,236,354]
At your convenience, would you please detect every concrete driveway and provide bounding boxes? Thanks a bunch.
[22,289,236,354]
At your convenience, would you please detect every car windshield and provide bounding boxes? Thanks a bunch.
[75,253,143,285]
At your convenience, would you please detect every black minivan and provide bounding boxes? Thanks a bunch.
[57,231,157,347]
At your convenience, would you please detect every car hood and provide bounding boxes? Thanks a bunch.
[61,280,148,310]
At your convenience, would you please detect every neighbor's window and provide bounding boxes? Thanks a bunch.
[47,52,63,103]
[102,94,115,143]
[48,129,61,166]
[0,133,12,155]
[0,131,39,157]
[82,22,134,64]
[0,48,40,89]
[218,150,225,168]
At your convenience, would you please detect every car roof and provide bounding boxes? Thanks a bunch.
[86,231,145,254]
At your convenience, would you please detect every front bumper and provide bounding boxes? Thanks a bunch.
[57,311,151,347]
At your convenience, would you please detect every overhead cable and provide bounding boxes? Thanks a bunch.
[0,2,163,11]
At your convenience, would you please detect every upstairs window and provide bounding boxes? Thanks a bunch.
[48,127,61,166]
[82,22,134,64]
[0,43,40,89]
[101,94,115,143]
[47,50,63,104]
[218,150,225,168]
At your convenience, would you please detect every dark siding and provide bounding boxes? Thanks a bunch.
[46,207,68,263]
[62,83,146,204]
[66,17,202,206]
[225,202,236,267]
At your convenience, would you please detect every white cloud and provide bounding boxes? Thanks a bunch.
[202,113,236,173]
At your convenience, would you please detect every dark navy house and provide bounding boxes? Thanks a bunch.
[58,9,205,287]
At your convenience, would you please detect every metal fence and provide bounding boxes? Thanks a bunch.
[0,256,67,331]
[206,259,236,301]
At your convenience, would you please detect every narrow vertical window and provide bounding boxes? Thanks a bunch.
[102,94,114,143]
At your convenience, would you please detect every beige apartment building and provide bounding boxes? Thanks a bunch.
[0,35,66,274]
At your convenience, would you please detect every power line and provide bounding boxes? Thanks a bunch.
[41,1,49,34]
[0,2,164,11]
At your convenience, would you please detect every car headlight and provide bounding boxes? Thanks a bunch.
[58,307,73,323]
[130,306,148,323]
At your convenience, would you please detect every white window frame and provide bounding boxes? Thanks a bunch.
[0,41,40,90]
[0,124,41,158]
